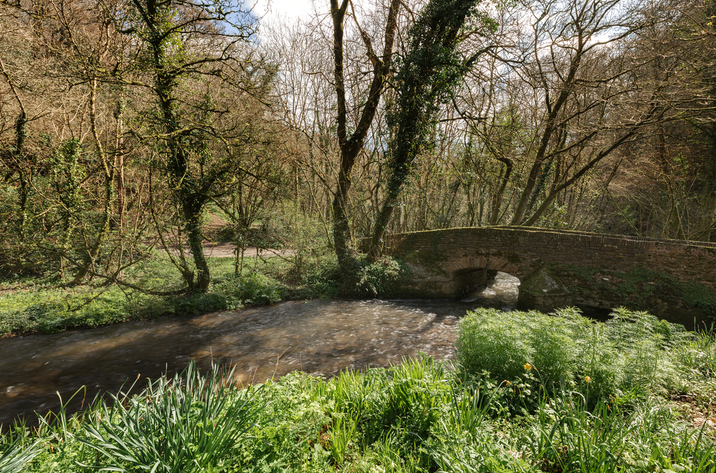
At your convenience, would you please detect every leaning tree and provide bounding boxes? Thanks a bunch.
[367,0,496,260]
[114,0,274,292]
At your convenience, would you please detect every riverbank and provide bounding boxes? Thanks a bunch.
[0,242,412,338]
[2,308,715,472]
[0,250,329,338]
[0,299,471,427]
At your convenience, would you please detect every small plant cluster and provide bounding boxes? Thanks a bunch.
[2,308,716,472]
[329,256,406,299]
[352,257,405,298]
[0,254,304,337]
[457,307,692,409]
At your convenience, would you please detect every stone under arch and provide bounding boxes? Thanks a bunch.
[451,267,499,299]
[372,226,716,327]
[400,253,527,301]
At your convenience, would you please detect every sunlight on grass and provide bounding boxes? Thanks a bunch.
[3,308,715,472]
[0,251,304,336]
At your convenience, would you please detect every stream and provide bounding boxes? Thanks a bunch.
[0,272,519,427]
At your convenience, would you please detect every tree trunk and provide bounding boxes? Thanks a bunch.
[144,0,211,292]
[15,112,29,241]
[184,201,211,292]
[71,79,114,285]
[367,0,488,261]
[488,157,513,225]
[330,0,400,270]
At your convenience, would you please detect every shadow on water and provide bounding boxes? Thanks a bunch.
[1,273,522,428]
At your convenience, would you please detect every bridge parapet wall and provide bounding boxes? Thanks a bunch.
[376,226,716,326]
[380,227,716,289]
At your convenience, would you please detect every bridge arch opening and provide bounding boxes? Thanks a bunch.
[456,269,520,308]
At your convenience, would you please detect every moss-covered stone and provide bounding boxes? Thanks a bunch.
[561,265,716,328]
[517,266,571,312]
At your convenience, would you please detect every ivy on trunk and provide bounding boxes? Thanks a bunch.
[367,0,495,261]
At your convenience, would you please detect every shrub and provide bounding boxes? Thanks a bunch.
[342,256,405,298]
[80,362,262,473]
[355,257,404,298]
[456,307,689,406]
[457,308,583,388]
[212,272,284,307]
[456,308,534,383]
[300,260,342,299]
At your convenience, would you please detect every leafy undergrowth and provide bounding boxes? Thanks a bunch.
[0,251,405,338]
[2,308,716,472]
[0,255,299,337]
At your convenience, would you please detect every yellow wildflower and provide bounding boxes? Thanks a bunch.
[585,376,591,383]
[524,363,532,371]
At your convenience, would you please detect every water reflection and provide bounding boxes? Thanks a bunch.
[0,273,520,427]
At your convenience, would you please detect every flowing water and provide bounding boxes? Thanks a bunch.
[0,272,519,427]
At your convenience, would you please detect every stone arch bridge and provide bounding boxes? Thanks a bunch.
[371,227,716,327]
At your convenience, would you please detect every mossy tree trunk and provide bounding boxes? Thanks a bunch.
[0,57,31,242]
[367,0,495,261]
[330,0,401,272]
[125,0,258,293]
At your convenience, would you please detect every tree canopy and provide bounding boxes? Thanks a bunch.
[1,0,714,290]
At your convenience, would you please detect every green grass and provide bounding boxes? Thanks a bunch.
[3,308,716,472]
[0,251,335,337]
[0,248,408,337]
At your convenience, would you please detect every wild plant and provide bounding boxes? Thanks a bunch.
[456,308,533,383]
[457,308,692,408]
[441,387,491,440]
[17,389,101,473]
[0,436,42,473]
[384,356,450,438]
[577,321,624,406]
[456,308,583,413]
[348,356,450,470]
[603,308,684,395]
[362,433,425,473]
[523,393,636,473]
[237,372,333,470]
[79,362,261,473]
[428,386,529,473]
[354,257,404,298]
[429,436,528,473]
[528,309,584,388]
[672,325,716,378]
[328,412,359,466]
[620,400,716,471]
[4,308,715,472]
[330,368,388,419]
[211,271,283,308]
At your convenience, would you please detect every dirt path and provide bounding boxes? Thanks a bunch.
[169,243,295,259]
[171,212,295,258]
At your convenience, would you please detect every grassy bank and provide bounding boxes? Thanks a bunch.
[2,308,715,472]
[0,248,406,338]
[0,251,337,337]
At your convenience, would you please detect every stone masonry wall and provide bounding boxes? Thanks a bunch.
[375,226,716,325]
[381,226,716,289]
